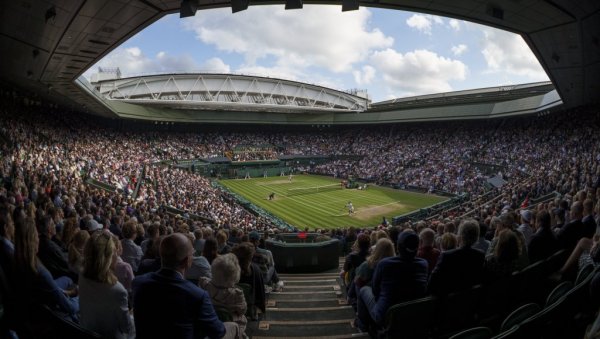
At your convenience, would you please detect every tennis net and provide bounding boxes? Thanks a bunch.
[286,183,342,196]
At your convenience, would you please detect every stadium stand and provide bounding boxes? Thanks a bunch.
[0,84,599,339]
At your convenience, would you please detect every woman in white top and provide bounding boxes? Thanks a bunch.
[79,231,133,339]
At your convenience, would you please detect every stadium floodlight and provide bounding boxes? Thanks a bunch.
[342,0,359,12]
[180,0,198,18]
[285,0,303,10]
[231,0,249,13]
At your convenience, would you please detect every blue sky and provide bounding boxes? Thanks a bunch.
[86,5,549,102]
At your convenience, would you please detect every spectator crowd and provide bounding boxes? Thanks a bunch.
[0,87,599,338]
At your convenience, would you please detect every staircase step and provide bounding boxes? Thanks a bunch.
[271,299,346,308]
[279,273,340,279]
[253,334,369,339]
[252,321,360,338]
[267,306,352,312]
[285,279,338,285]
[265,307,353,322]
[282,285,339,292]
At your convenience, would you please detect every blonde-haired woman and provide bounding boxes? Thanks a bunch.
[353,238,395,291]
[199,253,247,338]
[79,231,132,339]
[14,217,79,321]
[68,230,89,275]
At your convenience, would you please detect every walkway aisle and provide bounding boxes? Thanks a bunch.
[249,257,369,339]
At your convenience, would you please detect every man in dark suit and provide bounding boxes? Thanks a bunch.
[557,201,585,252]
[528,210,560,262]
[356,231,428,331]
[428,219,485,296]
[132,233,239,339]
[582,199,597,239]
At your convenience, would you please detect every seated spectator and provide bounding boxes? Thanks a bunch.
[67,230,90,275]
[528,210,560,262]
[248,231,282,291]
[583,199,597,239]
[193,228,205,256]
[217,230,232,255]
[417,228,440,273]
[183,234,212,285]
[228,229,242,247]
[112,234,134,293]
[440,233,457,252]
[132,233,239,339]
[137,235,164,275]
[342,233,370,288]
[429,219,485,296]
[60,218,79,251]
[473,222,491,253]
[79,231,132,338]
[203,237,219,265]
[485,229,527,281]
[557,201,586,252]
[141,224,159,256]
[232,242,266,319]
[121,220,143,273]
[199,253,247,338]
[0,207,15,275]
[37,215,74,280]
[14,218,79,321]
[354,238,395,291]
[487,212,529,266]
[356,232,428,331]
[518,210,534,245]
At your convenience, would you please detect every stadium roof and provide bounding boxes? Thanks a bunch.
[0,1,598,119]
[90,71,370,113]
[369,81,556,111]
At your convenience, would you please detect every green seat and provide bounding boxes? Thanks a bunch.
[515,260,546,302]
[543,250,567,276]
[575,264,594,285]
[448,326,492,339]
[500,303,541,332]
[545,281,573,306]
[491,326,520,339]
[384,296,436,339]
[517,296,567,338]
[436,284,482,336]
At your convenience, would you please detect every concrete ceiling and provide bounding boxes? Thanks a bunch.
[0,0,598,117]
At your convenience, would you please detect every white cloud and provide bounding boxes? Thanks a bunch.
[201,57,231,73]
[451,44,468,56]
[234,63,342,90]
[352,65,376,85]
[406,14,444,35]
[182,6,393,73]
[370,48,467,97]
[448,19,461,31]
[480,28,548,80]
[85,47,200,77]
[235,65,304,82]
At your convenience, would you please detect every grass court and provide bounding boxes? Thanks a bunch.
[220,174,447,229]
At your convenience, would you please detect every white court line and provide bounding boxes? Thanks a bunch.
[331,200,405,217]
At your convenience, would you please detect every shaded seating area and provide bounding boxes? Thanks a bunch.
[382,250,595,339]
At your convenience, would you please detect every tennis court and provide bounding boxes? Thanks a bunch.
[220,174,447,229]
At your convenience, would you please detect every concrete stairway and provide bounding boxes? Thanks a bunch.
[249,258,369,339]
